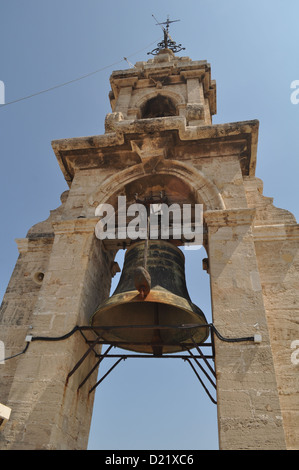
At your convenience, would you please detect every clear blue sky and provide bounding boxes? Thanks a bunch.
[0,0,298,450]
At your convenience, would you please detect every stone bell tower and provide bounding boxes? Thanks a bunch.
[1,28,299,450]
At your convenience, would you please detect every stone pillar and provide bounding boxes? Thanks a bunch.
[0,219,113,450]
[186,78,203,104]
[205,208,286,450]
[0,236,54,405]
[254,224,299,449]
[185,78,205,126]
[114,86,132,117]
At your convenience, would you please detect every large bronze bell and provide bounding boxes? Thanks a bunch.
[90,240,209,355]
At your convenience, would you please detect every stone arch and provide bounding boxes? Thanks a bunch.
[134,89,185,118]
[89,159,225,212]
[140,95,177,118]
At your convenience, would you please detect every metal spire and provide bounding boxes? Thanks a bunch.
[147,15,186,56]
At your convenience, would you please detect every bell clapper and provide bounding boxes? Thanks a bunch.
[134,266,151,298]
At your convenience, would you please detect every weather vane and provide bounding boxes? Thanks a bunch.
[147,15,186,56]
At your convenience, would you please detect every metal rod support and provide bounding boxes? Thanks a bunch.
[186,348,216,389]
[95,353,214,360]
[190,337,216,378]
[77,344,114,390]
[67,335,103,380]
[91,340,212,349]
[18,323,257,405]
[89,357,126,394]
[185,358,217,405]
[90,324,209,330]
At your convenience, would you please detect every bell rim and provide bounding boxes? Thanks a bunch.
[90,289,209,337]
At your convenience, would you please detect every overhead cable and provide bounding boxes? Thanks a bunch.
[0,38,161,108]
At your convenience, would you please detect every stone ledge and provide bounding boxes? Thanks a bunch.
[15,237,54,254]
[52,218,98,235]
[204,208,256,227]
[253,224,299,241]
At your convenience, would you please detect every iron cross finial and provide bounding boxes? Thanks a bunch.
[148,15,186,56]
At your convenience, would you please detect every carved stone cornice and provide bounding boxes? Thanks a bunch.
[51,118,259,185]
